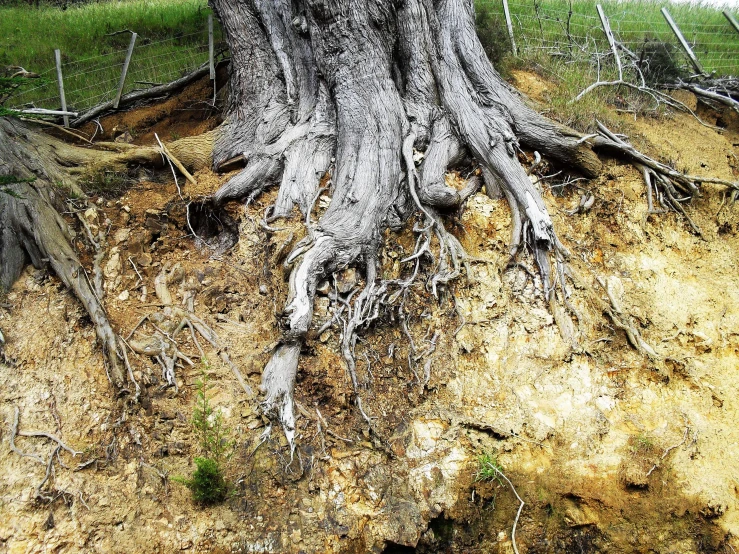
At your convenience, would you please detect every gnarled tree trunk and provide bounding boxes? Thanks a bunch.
[206,0,603,449]
[2,0,701,446]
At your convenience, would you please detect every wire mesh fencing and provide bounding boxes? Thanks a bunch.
[10,23,224,114]
[10,3,739,117]
[477,0,739,78]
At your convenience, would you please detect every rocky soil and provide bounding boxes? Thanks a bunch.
[1,73,739,553]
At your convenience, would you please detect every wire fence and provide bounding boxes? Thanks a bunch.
[10,23,225,114]
[477,0,739,77]
[9,3,739,117]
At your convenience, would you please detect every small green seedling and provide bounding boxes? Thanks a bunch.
[174,366,234,505]
[476,452,505,486]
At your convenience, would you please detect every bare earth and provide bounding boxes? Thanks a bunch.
[1,72,738,553]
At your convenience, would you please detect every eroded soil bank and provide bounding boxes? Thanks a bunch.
[1,73,739,553]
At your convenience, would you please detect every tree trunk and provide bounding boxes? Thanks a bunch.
[207,0,606,449]
[2,0,703,442]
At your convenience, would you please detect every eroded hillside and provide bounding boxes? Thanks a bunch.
[1,73,739,553]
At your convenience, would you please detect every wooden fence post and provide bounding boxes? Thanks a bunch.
[502,0,518,56]
[54,49,69,128]
[661,8,704,75]
[209,14,216,104]
[208,14,215,80]
[723,10,739,36]
[113,32,137,109]
[596,5,622,80]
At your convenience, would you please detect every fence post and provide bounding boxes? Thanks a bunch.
[113,32,138,109]
[502,0,518,56]
[54,49,69,128]
[596,5,622,79]
[661,8,704,75]
[208,14,215,80]
[209,14,216,104]
[723,10,739,36]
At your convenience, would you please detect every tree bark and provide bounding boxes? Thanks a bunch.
[205,0,611,449]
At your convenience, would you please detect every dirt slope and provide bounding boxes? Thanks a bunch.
[1,73,739,553]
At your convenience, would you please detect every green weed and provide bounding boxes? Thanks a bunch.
[174,367,233,506]
[475,452,505,486]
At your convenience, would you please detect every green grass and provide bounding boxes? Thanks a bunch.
[473,0,738,132]
[476,0,739,76]
[475,452,505,485]
[1,0,221,111]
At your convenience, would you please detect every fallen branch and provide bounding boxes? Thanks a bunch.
[155,133,197,186]
[18,108,79,118]
[71,64,213,127]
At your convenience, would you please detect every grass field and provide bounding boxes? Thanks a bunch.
[1,0,737,122]
[476,0,739,76]
[474,0,739,131]
[1,0,218,111]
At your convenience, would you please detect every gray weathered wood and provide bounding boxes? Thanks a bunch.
[661,8,704,75]
[113,32,137,109]
[19,108,78,117]
[596,5,622,80]
[0,119,124,386]
[502,0,518,56]
[209,14,215,80]
[209,14,216,104]
[723,10,739,36]
[207,0,606,449]
[54,49,69,127]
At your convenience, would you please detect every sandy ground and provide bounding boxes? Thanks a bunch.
[1,73,739,553]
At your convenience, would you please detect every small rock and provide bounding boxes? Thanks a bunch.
[314,297,330,316]
[114,130,134,144]
[104,249,121,279]
[122,205,131,213]
[259,284,268,295]
[117,290,130,301]
[84,207,98,222]
[136,252,153,267]
[316,280,330,295]
[336,268,357,294]
[114,228,131,244]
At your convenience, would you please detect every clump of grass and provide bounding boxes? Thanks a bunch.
[635,39,687,86]
[475,451,505,486]
[79,167,136,199]
[174,367,233,506]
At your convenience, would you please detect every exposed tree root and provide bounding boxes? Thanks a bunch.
[591,122,738,236]
[0,118,215,390]
[202,0,731,448]
[123,263,250,396]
